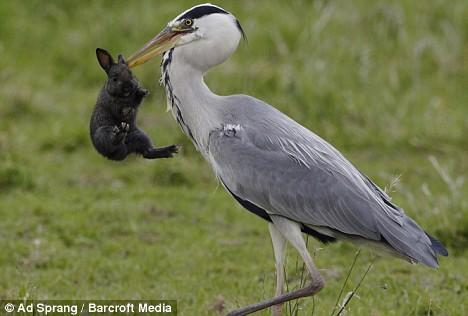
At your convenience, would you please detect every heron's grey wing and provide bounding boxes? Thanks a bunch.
[207,95,440,267]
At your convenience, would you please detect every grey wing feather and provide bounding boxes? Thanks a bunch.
[208,95,441,267]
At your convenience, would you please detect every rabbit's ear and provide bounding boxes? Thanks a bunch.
[118,54,126,65]
[96,48,114,73]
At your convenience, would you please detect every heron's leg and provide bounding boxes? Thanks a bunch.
[227,217,324,316]
[268,223,286,316]
[270,216,323,283]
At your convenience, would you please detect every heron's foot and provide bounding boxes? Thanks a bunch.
[226,277,325,316]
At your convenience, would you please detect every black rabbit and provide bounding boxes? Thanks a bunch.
[90,48,178,161]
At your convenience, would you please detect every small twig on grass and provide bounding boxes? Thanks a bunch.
[335,260,373,316]
[285,264,292,315]
[330,249,361,316]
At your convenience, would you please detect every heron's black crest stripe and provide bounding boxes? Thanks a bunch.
[235,19,246,40]
[176,5,228,21]
[222,181,336,244]
[176,5,246,41]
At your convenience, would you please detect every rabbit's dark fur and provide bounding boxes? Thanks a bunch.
[90,48,178,161]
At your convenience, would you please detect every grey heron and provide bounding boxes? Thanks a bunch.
[126,3,448,315]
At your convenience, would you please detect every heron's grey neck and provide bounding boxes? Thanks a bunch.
[161,49,221,153]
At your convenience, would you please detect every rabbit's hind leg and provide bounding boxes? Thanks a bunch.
[125,128,178,159]
[143,144,179,159]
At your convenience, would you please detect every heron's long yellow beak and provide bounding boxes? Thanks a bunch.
[127,26,183,68]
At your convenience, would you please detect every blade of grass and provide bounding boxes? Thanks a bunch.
[330,249,361,316]
[290,235,310,315]
[336,261,373,316]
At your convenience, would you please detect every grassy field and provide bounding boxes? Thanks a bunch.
[0,0,467,315]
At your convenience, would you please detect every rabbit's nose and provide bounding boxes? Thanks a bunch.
[122,84,133,95]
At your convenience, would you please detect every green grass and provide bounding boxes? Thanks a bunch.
[0,0,467,315]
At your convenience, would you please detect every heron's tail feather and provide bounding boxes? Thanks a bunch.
[377,215,447,268]
[425,232,448,257]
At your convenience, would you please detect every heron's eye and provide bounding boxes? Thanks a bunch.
[184,19,193,27]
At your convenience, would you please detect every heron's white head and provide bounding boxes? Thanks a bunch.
[127,3,245,72]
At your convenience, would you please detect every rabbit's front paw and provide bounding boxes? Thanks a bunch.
[112,122,129,144]
[137,88,149,98]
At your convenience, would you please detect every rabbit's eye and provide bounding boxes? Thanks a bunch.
[112,78,118,82]
[184,19,193,27]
